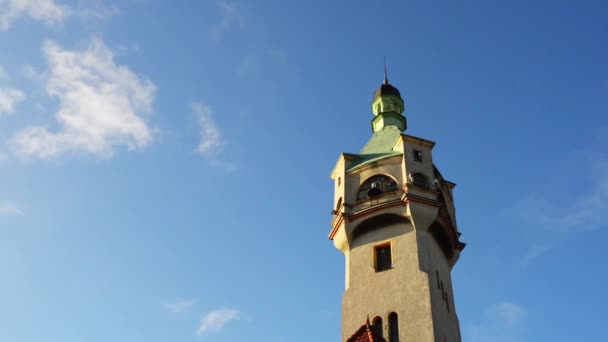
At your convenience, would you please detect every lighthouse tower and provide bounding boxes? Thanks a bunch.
[329,73,466,342]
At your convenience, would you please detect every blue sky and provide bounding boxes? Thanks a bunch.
[0,0,607,341]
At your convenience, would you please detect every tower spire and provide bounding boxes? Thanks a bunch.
[383,57,389,84]
[371,62,406,132]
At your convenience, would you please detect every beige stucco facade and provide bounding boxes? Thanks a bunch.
[330,133,465,342]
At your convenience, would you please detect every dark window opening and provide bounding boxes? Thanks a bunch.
[414,150,423,162]
[372,316,383,338]
[410,173,428,188]
[357,175,399,201]
[436,270,441,288]
[375,244,392,272]
[388,312,399,342]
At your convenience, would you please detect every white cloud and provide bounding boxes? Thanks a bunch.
[0,202,24,216]
[194,103,225,157]
[193,103,236,172]
[468,302,526,342]
[163,299,196,314]
[208,0,244,41]
[197,308,240,336]
[0,87,25,115]
[72,1,119,19]
[11,37,156,159]
[0,0,69,31]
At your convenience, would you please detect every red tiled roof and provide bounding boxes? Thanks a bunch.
[346,319,387,342]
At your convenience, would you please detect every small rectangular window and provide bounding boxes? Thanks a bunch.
[375,244,392,272]
[414,150,423,162]
[436,270,441,288]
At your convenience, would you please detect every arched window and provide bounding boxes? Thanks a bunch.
[372,316,383,338]
[410,173,428,188]
[357,175,398,201]
[388,312,399,342]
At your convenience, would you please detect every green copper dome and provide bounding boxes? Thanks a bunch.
[370,77,406,133]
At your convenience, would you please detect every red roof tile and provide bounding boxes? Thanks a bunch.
[346,319,387,342]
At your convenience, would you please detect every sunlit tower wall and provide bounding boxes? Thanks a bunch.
[329,75,466,342]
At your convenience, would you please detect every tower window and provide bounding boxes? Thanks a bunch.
[388,312,399,342]
[436,270,441,288]
[374,244,392,272]
[409,173,428,188]
[372,316,383,338]
[414,150,423,162]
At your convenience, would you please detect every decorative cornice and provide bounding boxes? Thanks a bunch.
[329,191,465,253]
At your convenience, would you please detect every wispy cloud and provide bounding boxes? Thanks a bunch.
[0,202,24,216]
[468,302,527,342]
[11,36,156,159]
[517,145,608,262]
[0,0,118,31]
[197,308,240,336]
[163,299,196,314]
[193,103,236,172]
[521,158,608,233]
[194,103,225,156]
[208,0,244,41]
[72,0,119,20]
[0,87,25,115]
[0,64,25,115]
[0,0,69,31]
[522,240,557,265]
